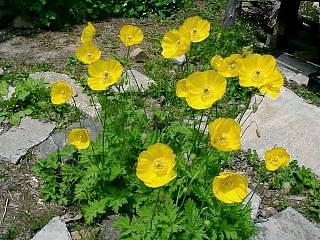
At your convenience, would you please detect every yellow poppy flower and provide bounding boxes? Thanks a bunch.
[76,43,101,64]
[67,128,91,150]
[50,81,74,105]
[176,79,187,98]
[81,22,96,43]
[179,16,210,43]
[119,25,144,47]
[87,59,123,91]
[161,29,191,58]
[184,71,226,110]
[259,69,284,99]
[238,54,278,88]
[208,118,240,152]
[210,54,242,78]
[136,143,176,188]
[265,147,290,171]
[212,172,248,204]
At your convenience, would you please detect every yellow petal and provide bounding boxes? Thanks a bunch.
[50,81,74,105]
[119,25,144,47]
[76,43,101,64]
[81,22,96,43]
[67,128,91,150]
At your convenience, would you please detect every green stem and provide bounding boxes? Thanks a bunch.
[149,190,161,232]
[72,96,83,128]
[102,90,108,161]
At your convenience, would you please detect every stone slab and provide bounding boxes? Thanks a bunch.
[0,117,55,164]
[243,188,261,219]
[240,87,320,176]
[278,65,309,86]
[35,117,102,158]
[277,52,319,76]
[30,72,101,118]
[32,216,71,240]
[253,207,320,240]
[113,69,154,93]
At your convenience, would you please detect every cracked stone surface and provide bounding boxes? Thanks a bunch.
[240,87,320,176]
[31,217,71,240]
[0,117,55,164]
[113,69,154,93]
[253,207,320,240]
[35,117,102,159]
[30,72,101,118]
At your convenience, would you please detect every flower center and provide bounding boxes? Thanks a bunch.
[201,88,213,101]
[127,36,132,41]
[252,69,263,83]
[222,178,234,189]
[192,28,197,35]
[230,63,236,69]
[153,158,168,176]
[215,133,229,147]
[269,156,279,166]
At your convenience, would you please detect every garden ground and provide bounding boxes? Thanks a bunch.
[1,1,320,239]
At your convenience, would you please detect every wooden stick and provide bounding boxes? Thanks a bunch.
[0,198,9,226]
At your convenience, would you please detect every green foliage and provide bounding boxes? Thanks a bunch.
[245,150,320,221]
[7,0,190,29]
[0,72,80,127]
[2,225,19,240]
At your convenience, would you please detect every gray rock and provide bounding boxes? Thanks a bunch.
[35,131,66,159]
[35,117,101,159]
[278,65,309,86]
[113,69,154,93]
[99,215,120,240]
[277,52,319,76]
[129,48,149,62]
[12,15,33,29]
[253,207,320,240]
[31,216,71,240]
[0,117,55,164]
[0,67,4,76]
[240,87,320,176]
[2,86,15,100]
[30,72,101,118]
[291,73,309,86]
[172,55,186,65]
[243,188,261,219]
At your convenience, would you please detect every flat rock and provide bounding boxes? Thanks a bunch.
[31,216,71,240]
[30,72,101,118]
[35,117,102,158]
[129,47,149,62]
[172,55,186,65]
[277,52,319,76]
[240,87,320,176]
[113,69,154,93]
[0,117,55,164]
[98,215,119,240]
[243,188,261,219]
[278,65,309,86]
[253,207,320,240]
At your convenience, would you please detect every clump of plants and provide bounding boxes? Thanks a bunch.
[34,17,291,239]
[246,150,320,221]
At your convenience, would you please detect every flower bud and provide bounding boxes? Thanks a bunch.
[204,220,211,227]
